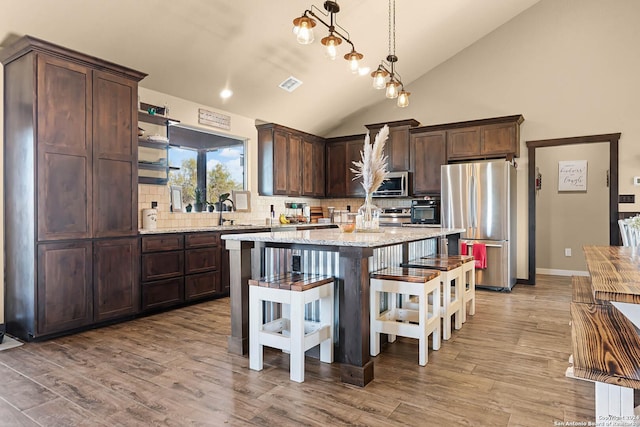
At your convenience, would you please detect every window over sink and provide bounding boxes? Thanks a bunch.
[168,125,246,208]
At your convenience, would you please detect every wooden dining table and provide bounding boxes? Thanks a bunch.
[583,245,640,328]
[573,245,640,420]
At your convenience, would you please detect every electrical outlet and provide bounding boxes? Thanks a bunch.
[619,194,635,203]
[565,248,572,257]
[292,255,301,272]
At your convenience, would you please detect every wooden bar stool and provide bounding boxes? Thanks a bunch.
[423,255,475,323]
[249,273,334,383]
[401,257,463,340]
[369,267,441,366]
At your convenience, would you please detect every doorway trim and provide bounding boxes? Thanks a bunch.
[526,133,620,284]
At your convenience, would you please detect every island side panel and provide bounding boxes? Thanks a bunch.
[339,246,375,387]
[226,239,254,355]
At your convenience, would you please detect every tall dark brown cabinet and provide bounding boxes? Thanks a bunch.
[1,36,146,340]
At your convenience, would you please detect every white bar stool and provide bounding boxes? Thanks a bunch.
[401,257,463,340]
[369,267,441,366]
[426,255,476,323]
[249,273,334,383]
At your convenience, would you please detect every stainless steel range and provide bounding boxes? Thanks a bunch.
[379,207,412,227]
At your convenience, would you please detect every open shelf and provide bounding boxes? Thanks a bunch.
[137,101,177,185]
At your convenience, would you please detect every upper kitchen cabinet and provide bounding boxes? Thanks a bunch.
[365,119,420,172]
[257,123,325,197]
[325,134,367,198]
[410,129,447,195]
[445,115,524,161]
[1,36,146,340]
[302,135,326,197]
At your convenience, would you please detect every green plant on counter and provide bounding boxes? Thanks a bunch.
[194,188,204,212]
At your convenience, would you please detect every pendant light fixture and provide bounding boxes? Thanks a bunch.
[293,1,364,73]
[371,0,410,107]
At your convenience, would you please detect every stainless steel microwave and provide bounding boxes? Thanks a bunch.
[372,171,408,198]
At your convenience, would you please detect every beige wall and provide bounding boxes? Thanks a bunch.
[326,0,640,280]
[535,143,609,274]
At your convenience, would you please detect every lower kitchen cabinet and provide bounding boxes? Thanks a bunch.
[141,231,226,311]
[141,250,184,282]
[37,241,94,336]
[34,237,139,338]
[94,237,140,321]
[142,277,185,310]
[186,271,221,301]
[184,232,221,300]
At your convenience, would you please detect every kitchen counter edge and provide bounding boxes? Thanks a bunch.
[138,223,336,235]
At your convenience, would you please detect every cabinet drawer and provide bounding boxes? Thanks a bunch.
[185,248,219,274]
[185,271,221,301]
[142,251,184,281]
[185,233,218,249]
[141,234,184,252]
[142,277,184,310]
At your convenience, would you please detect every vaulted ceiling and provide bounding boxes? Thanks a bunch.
[0,0,539,135]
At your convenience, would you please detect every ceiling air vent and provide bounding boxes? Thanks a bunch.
[279,76,303,93]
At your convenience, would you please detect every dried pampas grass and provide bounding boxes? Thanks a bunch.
[350,125,390,194]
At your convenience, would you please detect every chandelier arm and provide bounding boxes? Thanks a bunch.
[306,9,356,48]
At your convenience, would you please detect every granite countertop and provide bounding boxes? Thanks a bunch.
[402,224,443,228]
[221,227,464,248]
[138,223,335,235]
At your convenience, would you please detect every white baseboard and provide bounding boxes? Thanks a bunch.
[536,268,589,277]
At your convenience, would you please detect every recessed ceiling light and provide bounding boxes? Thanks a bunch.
[279,76,303,92]
[220,88,233,99]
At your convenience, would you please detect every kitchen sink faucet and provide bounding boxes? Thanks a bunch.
[218,194,235,226]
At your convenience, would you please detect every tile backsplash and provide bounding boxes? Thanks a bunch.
[138,184,413,229]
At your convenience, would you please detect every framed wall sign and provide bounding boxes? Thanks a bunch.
[198,108,231,130]
[232,190,251,212]
[170,186,183,212]
[558,160,587,192]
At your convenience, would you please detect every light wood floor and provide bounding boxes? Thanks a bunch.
[0,275,594,426]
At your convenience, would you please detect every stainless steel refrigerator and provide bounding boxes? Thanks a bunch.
[441,160,516,291]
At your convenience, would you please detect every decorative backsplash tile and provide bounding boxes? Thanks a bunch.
[137,184,409,230]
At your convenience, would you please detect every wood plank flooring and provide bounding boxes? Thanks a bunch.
[0,275,595,426]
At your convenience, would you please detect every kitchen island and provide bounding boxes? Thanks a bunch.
[222,227,463,386]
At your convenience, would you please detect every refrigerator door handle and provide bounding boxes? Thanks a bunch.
[470,175,477,228]
[461,241,505,249]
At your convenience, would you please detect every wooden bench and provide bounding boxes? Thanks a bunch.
[249,273,334,383]
[570,275,640,418]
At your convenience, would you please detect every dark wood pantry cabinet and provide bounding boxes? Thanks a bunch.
[1,36,146,340]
